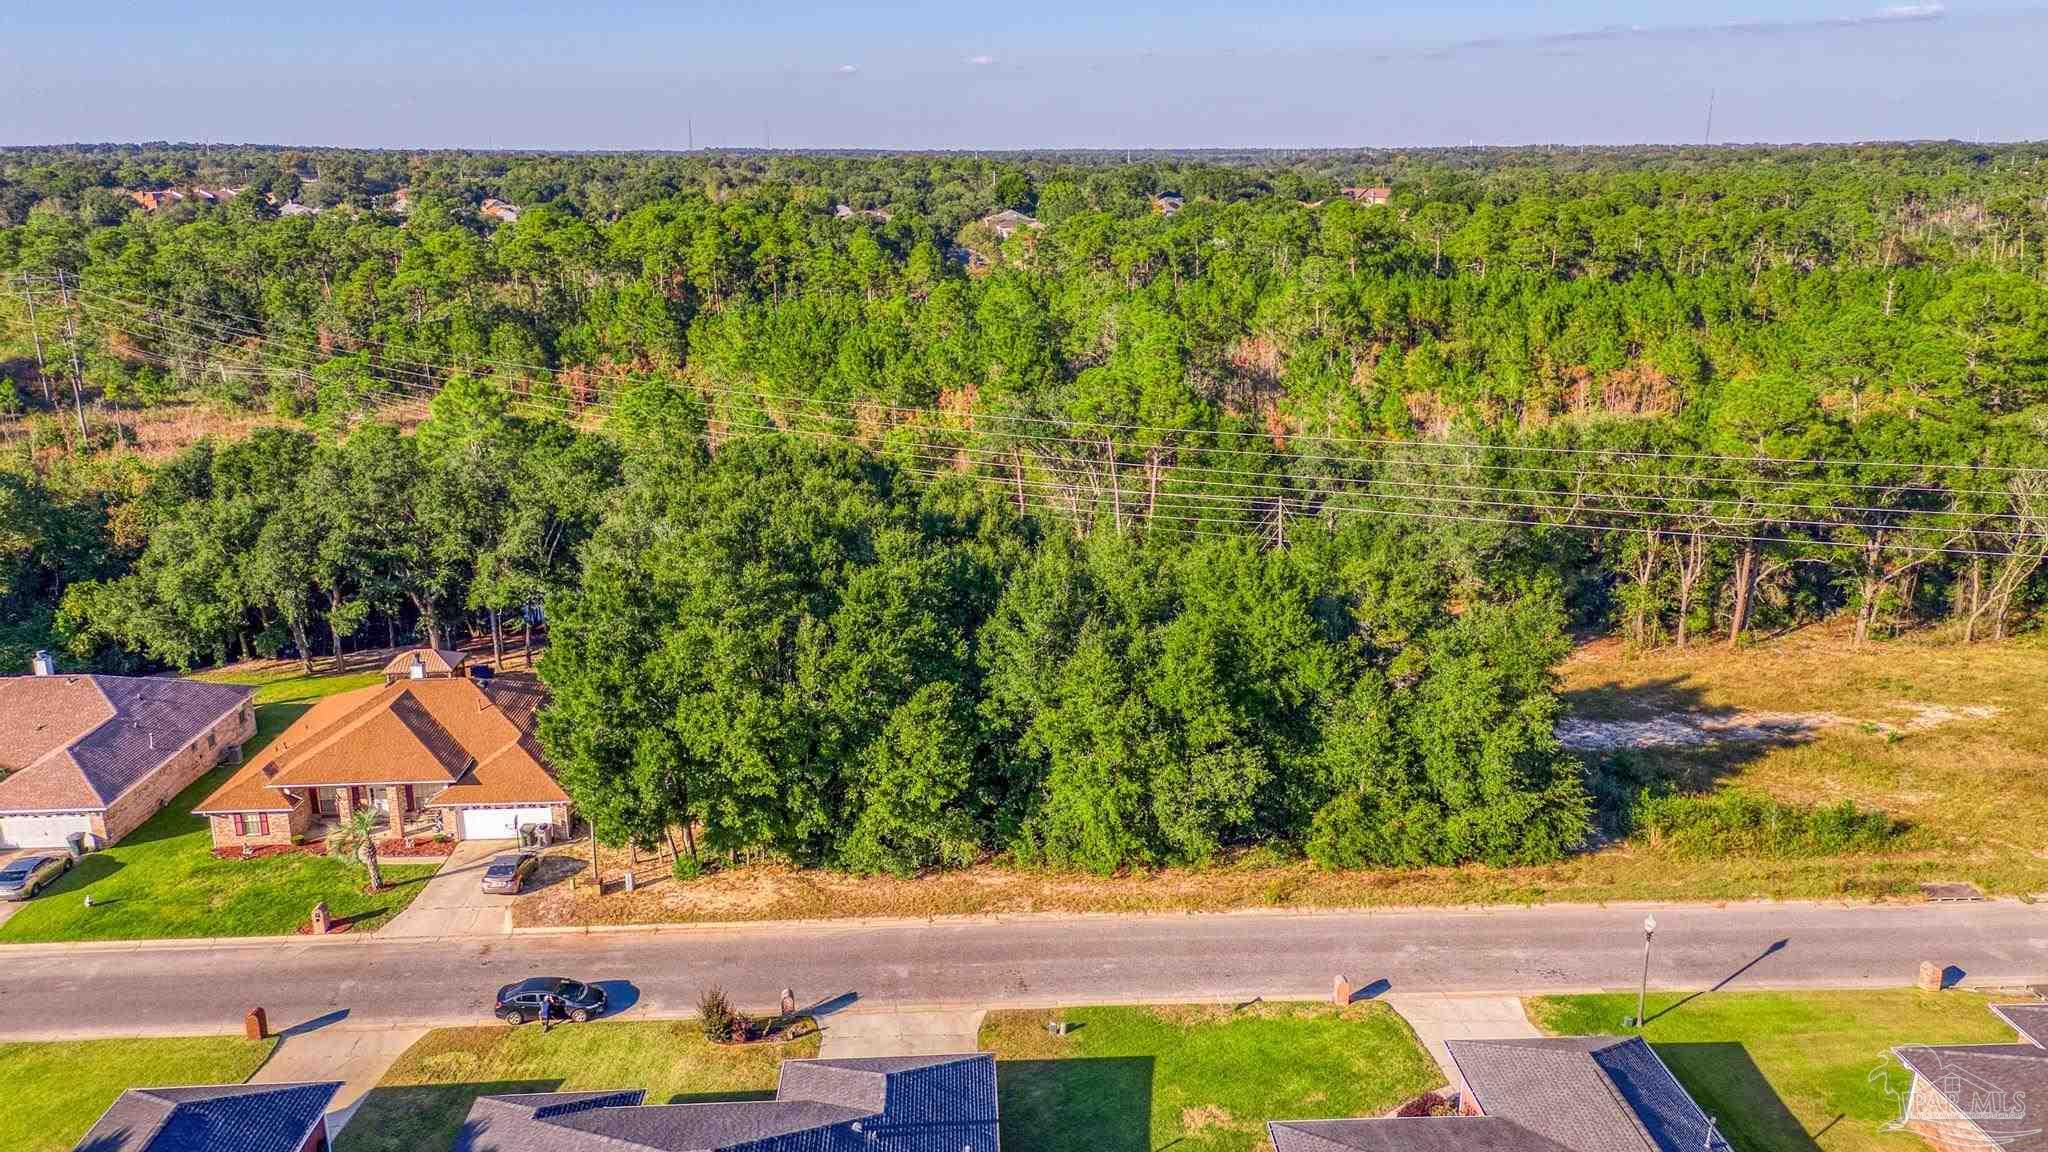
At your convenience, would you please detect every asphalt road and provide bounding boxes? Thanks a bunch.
[5,900,2044,1040]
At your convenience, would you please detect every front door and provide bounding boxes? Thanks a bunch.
[316,788,337,817]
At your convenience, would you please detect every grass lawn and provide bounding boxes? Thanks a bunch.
[978,1002,1443,1152]
[338,1019,820,1152]
[0,1035,274,1152]
[1528,989,2024,1152]
[0,668,436,942]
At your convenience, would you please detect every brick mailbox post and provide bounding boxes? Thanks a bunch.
[244,1007,268,1041]
[311,901,332,935]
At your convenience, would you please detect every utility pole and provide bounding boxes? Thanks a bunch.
[20,276,52,406]
[1107,439,1123,533]
[56,272,88,440]
[1703,89,1716,148]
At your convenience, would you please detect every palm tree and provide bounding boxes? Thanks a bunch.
[326,806,385,891]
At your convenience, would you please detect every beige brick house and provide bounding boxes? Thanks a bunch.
[195,653,571,850]
[0,666,255,851]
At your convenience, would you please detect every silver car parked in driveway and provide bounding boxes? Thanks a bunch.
[0,854,71,901]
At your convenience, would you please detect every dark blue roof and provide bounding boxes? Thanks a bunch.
[74,1082,341,1152]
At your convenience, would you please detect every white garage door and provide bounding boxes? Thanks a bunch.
[0,813,96,849]
[458,807,553,840]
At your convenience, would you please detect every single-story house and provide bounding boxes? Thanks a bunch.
[1892,1003,2048,1152]
[453,1053,998,1152]
[74,1081,341,1152]
[982,208,1042,240]
[1272,1035,1731,1152]
[0,661,254,851]
[1341,185,1393,206]
[194,654,570,850]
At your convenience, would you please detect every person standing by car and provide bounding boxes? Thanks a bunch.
[539,995,555,1033]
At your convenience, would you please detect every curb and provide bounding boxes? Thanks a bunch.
[2,893,2040,954]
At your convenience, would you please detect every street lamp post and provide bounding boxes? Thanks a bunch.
[1633,913,1658,1029]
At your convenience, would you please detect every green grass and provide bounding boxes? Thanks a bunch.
[1528,990,2024,1152]
[0,668,435,942]
[0,1034,274,1152]
[339,1019,821,1152]
[978,1002,1444,1152]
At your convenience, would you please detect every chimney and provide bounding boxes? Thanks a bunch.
[409,653,427,680]
[31,650,57,677]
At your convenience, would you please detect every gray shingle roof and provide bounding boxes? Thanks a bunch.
[453,1053,998,1152]
[74,1082,340,1152]
[0,675,251,812]
[1448,1037,1731,1152]
[1270,1116,1580,1152]
[1994,1004,2048,1048]
[1892,1043,2048,1152]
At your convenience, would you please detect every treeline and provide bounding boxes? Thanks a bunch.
[52,380,618,673]
[539,433,1588,874]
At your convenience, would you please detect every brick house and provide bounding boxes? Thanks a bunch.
[195,654,571,850]
[0,663,254,851]
[75,1081,341,1152]
[453,1053,998,1152]
[1272,1035,1730,1152]
[1892,1004,2048,1152]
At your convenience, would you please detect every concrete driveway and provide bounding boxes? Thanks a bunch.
[377,839,520,938]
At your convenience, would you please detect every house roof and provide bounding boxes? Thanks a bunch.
[382,647,469,678]
[1448,1037,1732,1152]
[193,676,566,814]
[1269,1117,1580,1152]
[73,1081,340,1152]
[0,675,251,814]
[452,1053,997,1152]
[1893,1043,2048,1152]
[1993,1004,2048,1047]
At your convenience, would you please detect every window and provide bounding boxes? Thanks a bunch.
[257,813,271,836]
[232,814,248,836]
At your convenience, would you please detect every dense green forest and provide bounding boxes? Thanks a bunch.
[3,143,2046,873]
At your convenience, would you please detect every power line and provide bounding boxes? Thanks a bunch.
[28,272,2048,477]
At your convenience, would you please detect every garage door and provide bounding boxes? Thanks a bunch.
[458,807,553,840]
[0,814,96,849]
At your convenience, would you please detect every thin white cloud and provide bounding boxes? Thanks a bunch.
[837,63,858,74]
[966,54,996,65]
[1873,3,1946,20]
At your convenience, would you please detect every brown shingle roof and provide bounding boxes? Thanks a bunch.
[0,675,251,813]
[195,678,564,814]
[381,648,469,678]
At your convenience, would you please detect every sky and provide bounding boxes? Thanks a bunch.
[4,1,2045,149]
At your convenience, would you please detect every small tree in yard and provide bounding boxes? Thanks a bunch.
[326,807,386,891]
[698,986,739,1043]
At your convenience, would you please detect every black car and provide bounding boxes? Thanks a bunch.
[0,854,71,901]
[495,976,606,1024]
[480,852,539,895]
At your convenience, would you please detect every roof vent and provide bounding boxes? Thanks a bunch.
[409,653,427,680]
[31,650,57,676]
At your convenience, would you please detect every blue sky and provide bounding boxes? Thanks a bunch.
[5,2,2044,148]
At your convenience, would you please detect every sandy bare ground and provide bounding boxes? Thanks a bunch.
[1556,702,2001,753]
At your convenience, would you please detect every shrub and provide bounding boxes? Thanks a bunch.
[672,854,703,882]
[698,986,738,1043]
[1632,789,1899,858]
